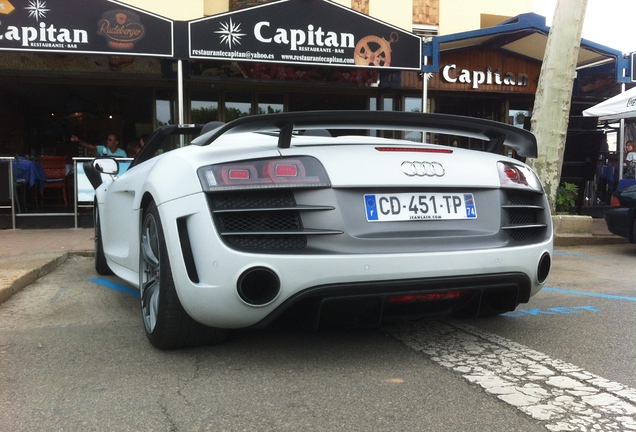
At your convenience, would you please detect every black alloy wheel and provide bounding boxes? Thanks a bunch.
[139,201,227,349]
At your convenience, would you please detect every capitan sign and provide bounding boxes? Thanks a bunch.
[188,0,422,70]
[0,0,173,57]
[442,64,529,89]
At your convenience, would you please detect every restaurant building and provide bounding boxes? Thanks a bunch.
[0,0,426,158]
[0,0,631,226]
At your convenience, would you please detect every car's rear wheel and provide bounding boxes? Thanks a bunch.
[94,204,112,275]
[139,202,227,349]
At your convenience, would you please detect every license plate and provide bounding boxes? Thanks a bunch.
[364,193,477,221]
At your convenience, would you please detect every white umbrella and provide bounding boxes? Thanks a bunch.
[583,86,636,121]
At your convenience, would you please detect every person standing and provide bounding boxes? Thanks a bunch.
[625,141,636,179]
[71,133,127,157]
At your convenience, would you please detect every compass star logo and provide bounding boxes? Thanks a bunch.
[215,18,245,50]
[25,0,49,22]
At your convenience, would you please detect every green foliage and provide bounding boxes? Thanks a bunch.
[191,106,219,124]
[258,105,283,115]
[556,182,578,213]
[224,107,249,122]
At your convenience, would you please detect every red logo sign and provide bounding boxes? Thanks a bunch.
[97,9,145,50]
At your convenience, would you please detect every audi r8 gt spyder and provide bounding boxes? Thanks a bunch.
[86,111,553,349]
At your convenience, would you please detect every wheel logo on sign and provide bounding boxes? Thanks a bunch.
[401,161,445,177]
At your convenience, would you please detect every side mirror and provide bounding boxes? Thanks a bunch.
[93,158,119,175]
[83,157,120,190]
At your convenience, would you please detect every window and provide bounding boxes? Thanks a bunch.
[191,92,219,124]
[404,97,423,142]
[155,90,173,126]
[257,94,284,115]
[224,93,251,122]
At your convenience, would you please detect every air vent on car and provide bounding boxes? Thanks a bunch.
[209,190,339,252]
[501,191,549,242]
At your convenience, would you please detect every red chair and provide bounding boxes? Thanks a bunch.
[40,156,68,206]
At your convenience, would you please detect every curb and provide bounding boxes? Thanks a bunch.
[552,215,628,247]
[553,235,628,247]
[0,222,627,307]
[0,251,92,305]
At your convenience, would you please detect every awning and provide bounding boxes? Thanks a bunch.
[423,13,630,84]
[0,0,175,57]
[187,0,422,70]
[582,86,636,121]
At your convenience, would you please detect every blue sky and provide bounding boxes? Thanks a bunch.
[535,0,636,54]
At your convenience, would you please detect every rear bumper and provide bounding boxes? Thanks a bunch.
[604,207,634,240]
[251,272,533,329]
[161,194,553,329]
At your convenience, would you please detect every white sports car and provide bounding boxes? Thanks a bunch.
[86,111,553,349]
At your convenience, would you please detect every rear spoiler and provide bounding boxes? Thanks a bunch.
[195,111,538,158]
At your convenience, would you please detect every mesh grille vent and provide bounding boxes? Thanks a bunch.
[218,211,302,232]
[211,190,308,252]
[502,191,547,243]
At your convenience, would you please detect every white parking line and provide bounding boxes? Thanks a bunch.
[386,320,636,431]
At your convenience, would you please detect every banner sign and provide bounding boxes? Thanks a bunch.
[188,0,422,70]
[0,0,174,57]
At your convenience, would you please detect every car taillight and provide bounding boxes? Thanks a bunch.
[274,163,299,177]
[198,156,331,191]
[388,291,470,303]
[497,161,543,192]
[376,147,453,154]
[610,196,621,207]
[228,167,255,180]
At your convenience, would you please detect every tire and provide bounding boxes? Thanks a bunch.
[94,204,113,275]
[139,202,227,349]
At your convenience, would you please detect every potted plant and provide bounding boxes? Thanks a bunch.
[556,182,578,214]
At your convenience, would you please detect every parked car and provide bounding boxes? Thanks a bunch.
[85,111,553,349]
[604,184,636,241]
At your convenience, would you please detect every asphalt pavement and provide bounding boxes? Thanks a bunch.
[0,218,628,305]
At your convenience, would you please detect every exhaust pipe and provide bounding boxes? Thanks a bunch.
[237,267,280,306]
[537,252,551,284]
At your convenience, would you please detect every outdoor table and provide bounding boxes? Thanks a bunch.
[13,158,46,189]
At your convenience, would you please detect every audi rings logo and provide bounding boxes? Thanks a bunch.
[401,161,445,177]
